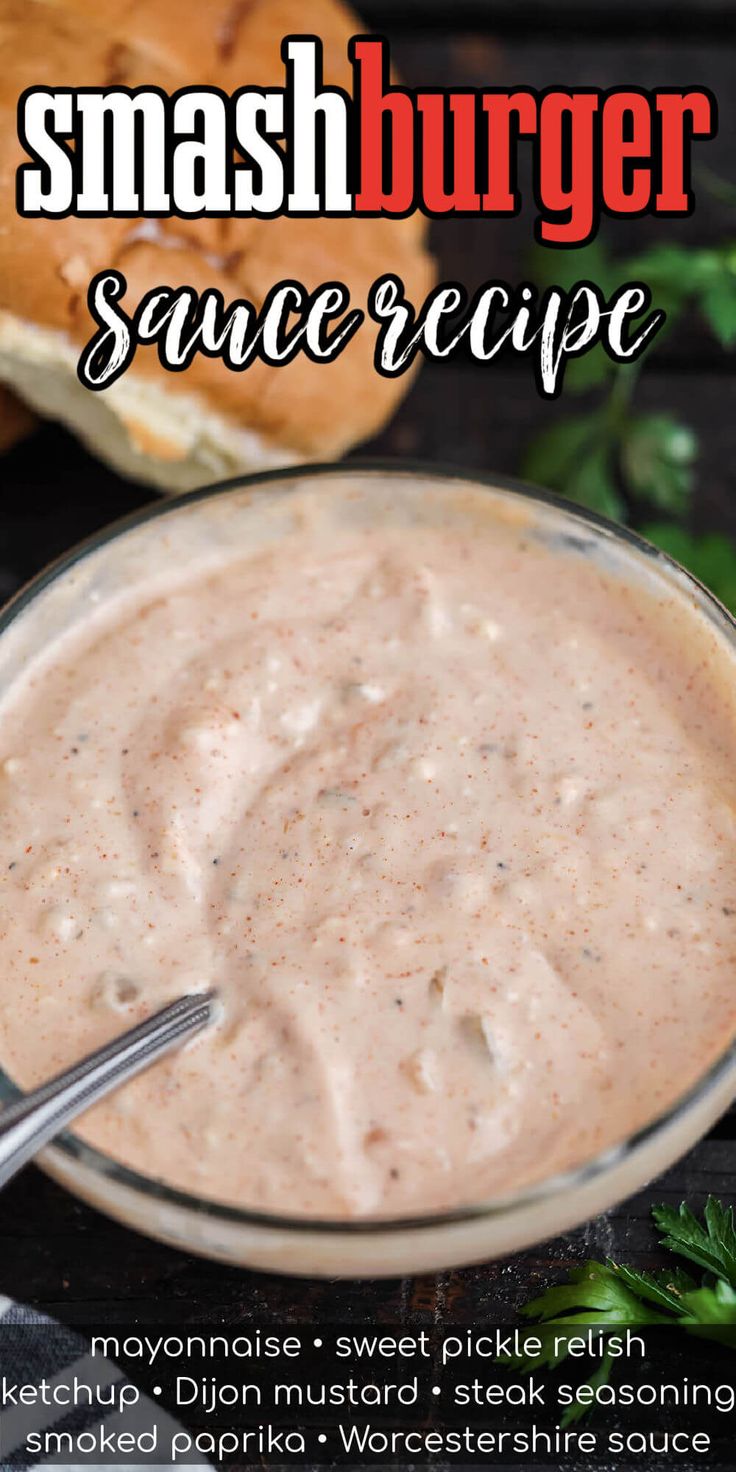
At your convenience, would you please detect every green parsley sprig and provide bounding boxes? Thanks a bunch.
[521,227,736,607]
[504,1197,736,1426]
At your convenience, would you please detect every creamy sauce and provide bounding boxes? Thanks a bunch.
[0,478,735,1218]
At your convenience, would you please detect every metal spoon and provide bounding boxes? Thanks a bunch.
[0,990,217,1190]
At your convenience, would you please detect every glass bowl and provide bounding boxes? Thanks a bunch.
[0,462,734,1278]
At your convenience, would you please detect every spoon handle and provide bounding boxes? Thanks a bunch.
[0,991,217,1189]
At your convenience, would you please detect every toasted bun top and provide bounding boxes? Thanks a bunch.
[0,0,434,458]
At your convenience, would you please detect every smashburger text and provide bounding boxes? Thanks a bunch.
[17,36,715,246]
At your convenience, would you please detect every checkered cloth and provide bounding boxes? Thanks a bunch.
[0,1299,210,1469]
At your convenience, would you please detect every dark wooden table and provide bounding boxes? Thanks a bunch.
[0,0,734,1431]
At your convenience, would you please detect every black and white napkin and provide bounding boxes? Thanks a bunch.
[0,1298,210,1470]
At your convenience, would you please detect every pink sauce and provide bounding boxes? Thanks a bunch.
[0,478,735,1217]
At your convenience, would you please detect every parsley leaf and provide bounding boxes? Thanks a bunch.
[519,1260,666,1326]
[653,1198,736,1285]
[700,265,736,348]
[563,345,616,395]
[564,442,624,521]
[621,414,696,516]
[521,413,624,521]
[624,241,698,317]
[679,1280,736,1345]
[622,241,736,347]
[529,238,620,297]
[609,1261,695,1315]
[522,405,699,525]
[522,414,601,489]
[560,1351,615,1428]
[503,1197,736,1422]
[524,230,736,519]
